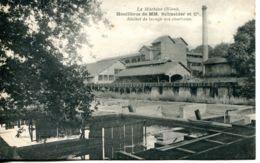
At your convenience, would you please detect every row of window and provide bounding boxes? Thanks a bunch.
[97,69,124,81]
[124,56,145,63]
[98,75,114,81]
[188,62,202,66]
[187,55,203,58]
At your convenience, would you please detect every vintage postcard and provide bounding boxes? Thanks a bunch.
[0,0,256,160]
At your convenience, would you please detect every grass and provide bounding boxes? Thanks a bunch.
[93,91,255,106]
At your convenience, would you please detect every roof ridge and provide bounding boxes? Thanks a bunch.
[125,59,170,68]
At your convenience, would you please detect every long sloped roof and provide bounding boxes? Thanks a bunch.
[139,45,153,51]
[152,35,172,44]
[204,57,229,64]
[152,35,188,45]
[117,61,190,77]
[125,59,170,68]
[86,52,142,76]
[187,57,203,63]
[187,52,203,56]
[86,59,119,77]
[96,53,141,62]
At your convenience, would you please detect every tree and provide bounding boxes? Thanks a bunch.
[209,43,230,58]
[227,19,255,98]
[190,45,213,54]
[0,1,107,129]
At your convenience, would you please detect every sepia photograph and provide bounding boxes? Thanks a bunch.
[0,0,256,160]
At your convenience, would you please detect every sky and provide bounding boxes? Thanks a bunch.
[78,0,255,63]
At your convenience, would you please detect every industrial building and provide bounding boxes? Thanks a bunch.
[85,51,150,84]
[138,35,188,66]
[85,35,193,83]
[85,33,235,84]
[85,58,125,84]
[186,52,203,76]
[116,59,190,83]
[204,57,237,77]
[85,5,244,100]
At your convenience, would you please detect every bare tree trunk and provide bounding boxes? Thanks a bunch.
[28,119,33,142]
[80,118,85,139]
[80,155,85,160]
[17,120,21,128]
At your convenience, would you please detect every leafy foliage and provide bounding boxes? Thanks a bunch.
[0,0,106,123]
[227,19,255,98]
[228,20,255,76]
[209,43,230,58]
[190,45,213,54]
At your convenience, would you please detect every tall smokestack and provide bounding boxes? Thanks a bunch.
[202,5,208,76]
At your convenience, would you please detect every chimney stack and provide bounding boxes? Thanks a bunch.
[202,5,208,76]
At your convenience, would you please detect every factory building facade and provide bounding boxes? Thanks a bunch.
[85,35,192,84]
[137,35,188,66]
[116,59,190,83]
[85,5,244,99]
[85,58,125,84]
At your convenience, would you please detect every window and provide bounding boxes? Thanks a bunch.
[109,75,114,81]
[114,69,123,74]
[191,63,202,66]
[104,75,108,81]
[98,75,103,81]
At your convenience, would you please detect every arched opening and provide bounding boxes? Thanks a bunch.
[131,88,137,93]
[144,86,151,93]
[170,74,183,82]
[126,88,131,94]
[115,87,119,92]
[120,88,125,94]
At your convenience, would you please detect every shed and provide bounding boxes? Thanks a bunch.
[116,60,190,83]
[204,57,236,77]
